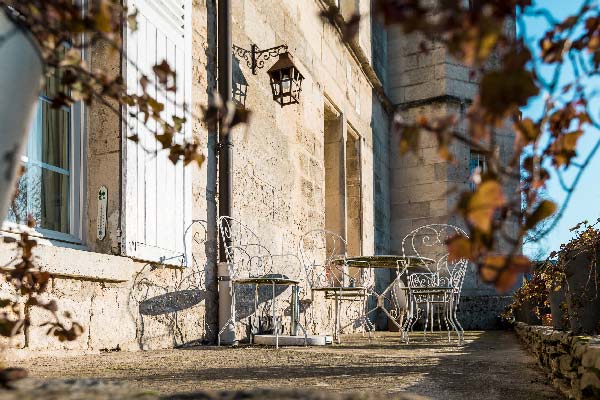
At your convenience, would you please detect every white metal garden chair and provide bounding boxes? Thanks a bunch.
[298,229,373,343]
[399,224,469,344]
[217,216,306,347]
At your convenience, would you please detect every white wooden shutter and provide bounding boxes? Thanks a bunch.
[123,0,192,266]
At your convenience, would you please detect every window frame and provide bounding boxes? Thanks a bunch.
[2,0,87,246]
[469,150,487,191]
[2,94,85,245]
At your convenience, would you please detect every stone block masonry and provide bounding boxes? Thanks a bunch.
[515,322,600,399]
[0,0,391,355]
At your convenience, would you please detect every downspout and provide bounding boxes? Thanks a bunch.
[217,0,235,344]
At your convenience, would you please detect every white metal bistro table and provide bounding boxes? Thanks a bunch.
[332,255,435,334]
[219,274,307,348]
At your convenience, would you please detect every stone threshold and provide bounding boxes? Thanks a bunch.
[514,322,600,400]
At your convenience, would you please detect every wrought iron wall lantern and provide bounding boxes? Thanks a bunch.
[232,43,304,107]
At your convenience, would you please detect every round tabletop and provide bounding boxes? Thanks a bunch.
[332,255,434,268]
[233,275,299,285]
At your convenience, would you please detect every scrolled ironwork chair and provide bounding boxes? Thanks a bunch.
[438,253,469,343]
[298,229,373,343]
[400,224,469,344]
[218,216,306,347]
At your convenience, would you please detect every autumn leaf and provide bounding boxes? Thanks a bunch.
[229,107,251,130]
[155,133,173,149]
[480,70,539,117]
[59,49,83,67]
[514,118,540,148]
[480,255,531,292]
[525,200,557,230]
[446,235,472,262]
[173,116,186,133]
[540,38,566,63]
[549,130,583,167]
[94,0,112,32]
[465,180,506,233]
[461,26,501,66]
[153,60,175,86]
[127,9,138,32]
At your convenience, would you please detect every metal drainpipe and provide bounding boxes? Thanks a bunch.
[217,0,235,344]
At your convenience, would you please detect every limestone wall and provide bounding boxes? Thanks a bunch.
[515,322,600,399]
[0,0,390,355]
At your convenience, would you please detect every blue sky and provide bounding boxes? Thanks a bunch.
[520,0,600,259]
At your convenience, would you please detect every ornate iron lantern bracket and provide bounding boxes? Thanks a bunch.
[232,44,289,75]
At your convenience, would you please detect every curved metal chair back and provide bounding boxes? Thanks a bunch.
[218,216,273,279]
[298,229,347,289]
[437,254,469,295]
[401,224,470,343]
[407,272,440,302]
[402,224,468,273]
[183,219,208,268]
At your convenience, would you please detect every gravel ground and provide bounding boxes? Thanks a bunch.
[2,331,562,399]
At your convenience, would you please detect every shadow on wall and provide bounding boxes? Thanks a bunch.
[139,289,206,316]
[232,54,248,108]
[127,0,223,350]
[127,220,215,349]
[128,220,307,349]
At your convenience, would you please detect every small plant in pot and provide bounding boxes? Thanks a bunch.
[555,220,600,335]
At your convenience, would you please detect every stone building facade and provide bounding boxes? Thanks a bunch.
[0,0,513,356]
[387,23,519,329]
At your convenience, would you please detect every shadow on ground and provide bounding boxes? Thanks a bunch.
[12,331,561,400]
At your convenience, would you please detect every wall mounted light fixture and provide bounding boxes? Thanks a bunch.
[232,44,304,107]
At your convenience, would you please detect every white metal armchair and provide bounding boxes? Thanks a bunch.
[298,229,373,343]
[400,224,469,344]
[218,216,306,347]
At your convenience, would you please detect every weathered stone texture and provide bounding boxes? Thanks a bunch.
[1,0,390,355]
[387,16,520,328]
[457,295,513,330]
[515,322,600,400]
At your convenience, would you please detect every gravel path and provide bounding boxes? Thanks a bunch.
[3,331,562,399]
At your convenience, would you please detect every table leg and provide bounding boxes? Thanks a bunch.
[251,284,258,345]
[272,282,278,349]
[291,284,298,336]
[335,291,341,344]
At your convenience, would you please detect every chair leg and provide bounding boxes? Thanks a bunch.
[401,295,415,343]
[335,293,341,344]
[251,284,258,345]
[447,295,461,344]
[430,300,434,335]
[423,300,430,341]
[406,296,421,339]
[444,297,460,343]
[453,295,465,344]
[441,303,451,343]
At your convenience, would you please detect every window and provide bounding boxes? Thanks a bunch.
[469,151,486,191]
[5,72,83,242]
[345,129,362,256]
[323,101,363,256]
